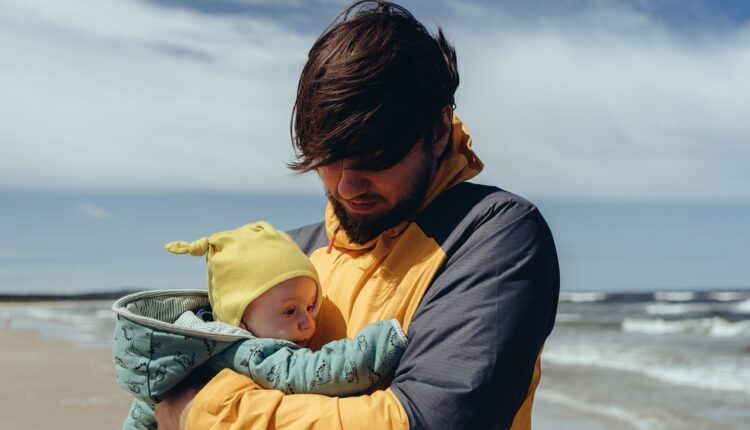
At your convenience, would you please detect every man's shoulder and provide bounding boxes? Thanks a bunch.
[415,182,544,251]
[286,222,327,256]
[428,181,537,216]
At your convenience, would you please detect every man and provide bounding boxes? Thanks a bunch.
[157,1,559,428]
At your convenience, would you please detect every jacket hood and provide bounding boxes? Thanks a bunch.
[324,114,484,251]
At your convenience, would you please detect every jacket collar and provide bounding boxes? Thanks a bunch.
[324,114,484,252]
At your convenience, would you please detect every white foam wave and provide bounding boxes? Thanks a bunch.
[622,317,750,337]
[644,303,712,316]
[735,299,750,313]
[26,307,110,327]
[709,291,747,302]
[1,302,115,346]
[543,343,750,395]
[554,313,584,323]
[560,292,608,303]
[654,291,696,302]
[94,309,115,319]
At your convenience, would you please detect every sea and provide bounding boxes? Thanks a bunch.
[1,191,749,429]
[540,290,750,430]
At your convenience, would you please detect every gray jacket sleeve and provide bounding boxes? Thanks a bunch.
[215,319,408,396]
[391,186,560,429]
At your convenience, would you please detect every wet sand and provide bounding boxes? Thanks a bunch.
[534,396,635,430]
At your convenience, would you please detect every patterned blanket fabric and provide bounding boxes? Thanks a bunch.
[112,290,407,430]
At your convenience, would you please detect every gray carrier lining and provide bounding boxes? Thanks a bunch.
[111,289,256,342]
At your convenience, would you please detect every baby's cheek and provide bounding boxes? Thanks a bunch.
[271,324,294,341]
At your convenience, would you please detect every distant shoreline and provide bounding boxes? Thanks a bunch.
[0,289,140,302]
[1,288,747,303]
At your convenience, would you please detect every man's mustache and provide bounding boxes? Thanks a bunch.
[345,194,385,204]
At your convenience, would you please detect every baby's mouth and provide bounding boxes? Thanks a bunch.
[295,338,310,348]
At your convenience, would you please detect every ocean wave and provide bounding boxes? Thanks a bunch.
[559,292,608,303]
[543,343,750,395]
[558,290,750,306]
[653,291,696,302]
[622,317,750,337]
[25,306,112,328]
[553,313,585,323]
[643,303,713,316]
[709,291,748,302]
[1,302,115,346]
[735,299,750,313]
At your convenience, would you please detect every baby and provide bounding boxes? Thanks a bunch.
[165,221,322,348]
[113,222,407,430]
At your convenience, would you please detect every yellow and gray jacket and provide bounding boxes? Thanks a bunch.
[112,290,407,430]
[186,116,560,430]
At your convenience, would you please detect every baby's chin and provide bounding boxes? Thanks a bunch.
[293,338,310,348]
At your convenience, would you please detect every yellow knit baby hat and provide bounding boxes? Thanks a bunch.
[165,221,321,326]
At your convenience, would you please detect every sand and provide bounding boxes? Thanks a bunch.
[533,397,635,430]
[0,328,132,429]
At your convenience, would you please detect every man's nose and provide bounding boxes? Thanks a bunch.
[337,167,369,200]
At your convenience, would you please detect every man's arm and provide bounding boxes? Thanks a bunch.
[155,365,213,430]
[184,372,409,429]
[392,195,560,428]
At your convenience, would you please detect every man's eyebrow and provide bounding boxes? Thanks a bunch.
[347,152,401,171]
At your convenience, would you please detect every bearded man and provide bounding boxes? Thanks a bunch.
[157,1,559,429]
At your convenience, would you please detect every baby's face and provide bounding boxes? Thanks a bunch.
[239,276,317,347]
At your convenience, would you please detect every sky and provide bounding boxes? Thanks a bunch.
[2,0,750,202]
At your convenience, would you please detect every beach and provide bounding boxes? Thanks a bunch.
[2,290,749,429]
[0,328,132,429]
[0,319,632,430]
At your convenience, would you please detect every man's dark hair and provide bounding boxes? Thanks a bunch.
[290,0,459,172]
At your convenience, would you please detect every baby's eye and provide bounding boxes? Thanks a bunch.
[284,307,296,316]
[306,305,315,312]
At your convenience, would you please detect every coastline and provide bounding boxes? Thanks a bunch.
[0,325,637,430]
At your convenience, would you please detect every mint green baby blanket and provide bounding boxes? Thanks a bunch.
[112,290,407,430]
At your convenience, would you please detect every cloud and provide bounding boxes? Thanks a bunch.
[0,0,315,192]
[441,1,750,201]
[1,0,748,202]
[76,203,114,220]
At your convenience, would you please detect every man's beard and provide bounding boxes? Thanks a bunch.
[327,157,434,245]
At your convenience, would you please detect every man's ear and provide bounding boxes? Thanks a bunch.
[431,106,453,159]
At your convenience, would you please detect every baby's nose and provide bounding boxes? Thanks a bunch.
[298,312,315,330]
